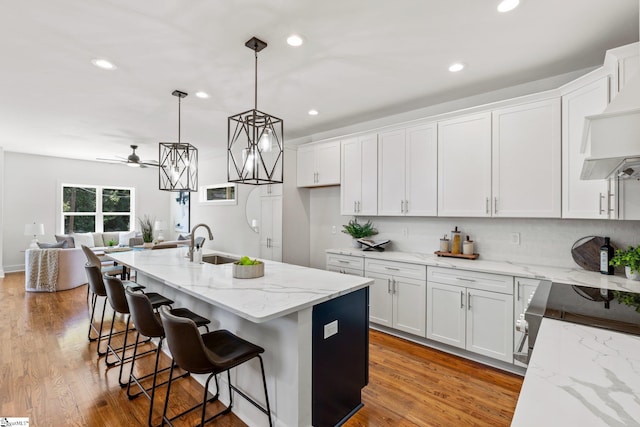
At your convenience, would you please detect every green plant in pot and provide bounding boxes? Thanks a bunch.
[609,245,640,280]
[342,218,378,248]
[138,215,155,245]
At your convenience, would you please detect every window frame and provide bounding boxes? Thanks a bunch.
[59,183,136,233]
[198,183,238,206]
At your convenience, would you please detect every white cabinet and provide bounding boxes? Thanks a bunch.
[296,140,341,187]
[513,277,540,367]
[259,194,282,261]
[438,112,492,217]
[341,135,378,215]
[365,259,426,337]
[561,76,611,218]
[326,253,364,276]
[378,124,437,216]
[492,98,561,217]
[427,267,514,363]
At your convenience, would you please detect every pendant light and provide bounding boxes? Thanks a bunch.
[228,37,284,185]
[159,90,198,192]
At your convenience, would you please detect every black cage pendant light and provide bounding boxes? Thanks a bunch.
[159,90,198,192]
[228,37,284,185]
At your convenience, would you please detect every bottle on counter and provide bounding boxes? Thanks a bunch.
[451,226,462,255]
[600,237,614,275]
[463,236,474,255]
[440,235,449,253]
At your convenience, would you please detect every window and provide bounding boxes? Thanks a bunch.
[199,183,237,205]
[61,184,135,233]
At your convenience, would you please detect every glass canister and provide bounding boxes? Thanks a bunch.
[451,226,462,254]
[439,235,449,252]
[463,236,474,255]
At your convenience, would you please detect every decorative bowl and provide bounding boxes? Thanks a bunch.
[232,261,264,279]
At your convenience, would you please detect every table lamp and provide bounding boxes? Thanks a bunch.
[154,220,167,242]
[24,222,45,249]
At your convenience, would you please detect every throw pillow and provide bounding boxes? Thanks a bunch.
[118,230,137,247]
[37,241,68,249]
[55,234,75,248]
[73,232,95,248]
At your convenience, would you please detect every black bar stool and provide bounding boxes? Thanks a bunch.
[159,306,273,427]
[103,275,173,387]
[125,288,211,427]
[85,264,143,356]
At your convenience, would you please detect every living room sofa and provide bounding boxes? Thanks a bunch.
[25,248,88,292]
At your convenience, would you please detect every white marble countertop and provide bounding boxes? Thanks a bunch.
[511,318,640,426]
[108,248,373,324]
[326,248,640,293]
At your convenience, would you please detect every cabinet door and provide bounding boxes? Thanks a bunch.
[562,77,610,218]
[514,278,539,367]
[426,282,465,349]
[359,134,378,215]
[492,99,561,218]
[296,144,316,187]
[392,276,426,337]
[316,141,341,186]
[438,112,492,217]
[259,196,282,261]
[366,273,393,328]
[378,129,406,216]
[466,289,514,363]
[405,123,437,216]
[341,137,361,215]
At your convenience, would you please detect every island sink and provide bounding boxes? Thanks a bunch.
[201,254,239,265]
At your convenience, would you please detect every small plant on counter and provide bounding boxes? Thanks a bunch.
[236,256,262,266]
[610,245,640,274]
[138,215,155,243]
[342,218,378,239]
[107,239,117,247]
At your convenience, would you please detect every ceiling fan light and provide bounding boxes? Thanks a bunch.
[127,162,140,168]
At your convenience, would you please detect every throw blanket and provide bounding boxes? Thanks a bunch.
[27,249,59,292]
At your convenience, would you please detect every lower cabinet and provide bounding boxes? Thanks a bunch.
[427,267,514,363]
[365,259,426,337]
[326,253,364,276]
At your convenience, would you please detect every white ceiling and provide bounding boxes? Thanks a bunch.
[1,0,638,164]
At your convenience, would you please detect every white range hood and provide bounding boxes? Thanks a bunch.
[581,73,640,180]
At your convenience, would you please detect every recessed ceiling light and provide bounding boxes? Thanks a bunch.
[91,58,117,70]
[497,0,520,13]
[308,109,319,116]
[448,63,465,72]
[287,34,304,47]
[195,91,209,99]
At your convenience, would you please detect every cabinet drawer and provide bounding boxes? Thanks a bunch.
[327,265,364,277]
[326,254,364,271]
[365,259,426,281]
[428,267,513,295]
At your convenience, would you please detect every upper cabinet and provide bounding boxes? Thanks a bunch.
[378,124,438,216]
[561,75,611,219]
[297,140,341,187]
[438,112,492,217]
[492,98,561,218]
[341,134,378,215]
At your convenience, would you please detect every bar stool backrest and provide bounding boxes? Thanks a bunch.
[125,288,164,338]
[103,275,130,314]
[159,306,216,375]
[85,264,107,297]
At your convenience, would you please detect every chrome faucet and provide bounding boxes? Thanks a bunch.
[189,223,214,262]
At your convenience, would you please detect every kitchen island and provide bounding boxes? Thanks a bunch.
[108,248,373,427]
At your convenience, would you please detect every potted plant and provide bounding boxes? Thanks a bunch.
[342,218,378,248]
[138,215,155,248]
[610,245,640,280]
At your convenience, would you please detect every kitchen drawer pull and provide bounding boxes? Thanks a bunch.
[385,266,400,271]
[338,260,349,264]
[456,277,476,282]
[460,290,464,308]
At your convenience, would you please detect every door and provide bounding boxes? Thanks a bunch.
[316,140,341,186]
[466,288,514,363]
[492,98,561,217]
[366,273,393,327]
[296,144,316,187]
[359,134,378,215]
[392,276,426,337]
[341,137,361,215]
[438,112,492,217]
[405,123,438,216]
[378,129,406,216]
[426,282,465,349]
[259,195,282,261]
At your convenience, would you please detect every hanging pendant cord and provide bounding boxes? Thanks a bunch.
[254,42,258,110]
[178,96,181,143]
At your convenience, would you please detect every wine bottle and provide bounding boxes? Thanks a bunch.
[600,237,614,275]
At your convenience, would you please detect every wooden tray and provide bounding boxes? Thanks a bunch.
[434,251,479,260]
[571,236,610,271]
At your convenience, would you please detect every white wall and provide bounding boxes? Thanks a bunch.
[2,152,171,272]
[308,186,640,270]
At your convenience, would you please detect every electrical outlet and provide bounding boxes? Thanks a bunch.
[324,320,338,339]
[511,232,520,245]
[331,225,337,235]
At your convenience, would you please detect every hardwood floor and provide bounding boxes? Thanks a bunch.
[0,272,522,426]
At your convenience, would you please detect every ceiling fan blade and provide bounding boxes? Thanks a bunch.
[96,157,125,164]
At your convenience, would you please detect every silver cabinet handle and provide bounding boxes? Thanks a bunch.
[599,193,605,214]
[486,197,490,214]
[516,281,521,301]
[354,201,357,213]
[405,200,409,214]
[338,260,349,264]
[608,191,615,214]
[387,278,391,293]
[460,290,464,308]
[400,200,404,213]
[357,201,361,213]
[494,197,498,214]
[385,266,400,271]
[467,292,472,310]
[456,277,476,282]
[392,279,397,294]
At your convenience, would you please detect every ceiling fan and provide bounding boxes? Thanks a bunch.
[97,145,159,168]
